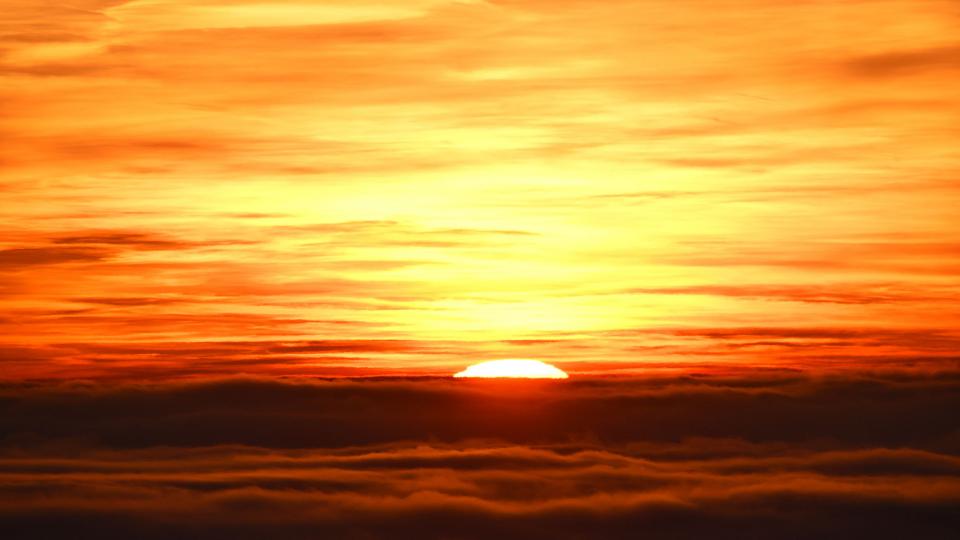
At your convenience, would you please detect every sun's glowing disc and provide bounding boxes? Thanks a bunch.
[453,359,568,379]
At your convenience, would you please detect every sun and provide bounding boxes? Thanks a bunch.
[453,359,569,379]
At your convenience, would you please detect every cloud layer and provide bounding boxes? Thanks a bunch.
[1,373,958,538]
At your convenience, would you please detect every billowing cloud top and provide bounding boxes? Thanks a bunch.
[1,373,958,538]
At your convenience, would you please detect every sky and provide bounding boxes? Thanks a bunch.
[2,0,960,379]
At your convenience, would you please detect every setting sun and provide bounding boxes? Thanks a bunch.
[453,359,569,379]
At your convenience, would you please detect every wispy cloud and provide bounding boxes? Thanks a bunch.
[1,0,959,376]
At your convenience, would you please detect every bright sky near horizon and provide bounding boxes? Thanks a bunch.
[2,0,959,379]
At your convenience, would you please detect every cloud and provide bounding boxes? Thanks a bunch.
[72,297,189,306]
[627,283,955,305]
[0,247,108,269]
[105,0,437,32]
[657,239,960,277]
[53,232,192,249]
[0,231,254,272]
[847,46,960,77]
[2,373,957,450]
[0,373,958,538]
[650,326,960,355]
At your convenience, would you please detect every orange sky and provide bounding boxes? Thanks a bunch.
[2,0,959,379]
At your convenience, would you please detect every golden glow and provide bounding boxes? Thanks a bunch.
[454,360,569,379]
[1,1,959,379]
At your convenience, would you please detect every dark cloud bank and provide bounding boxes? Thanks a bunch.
[1,371,958,539]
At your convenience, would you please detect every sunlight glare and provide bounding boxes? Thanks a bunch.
[453,359,569,379]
